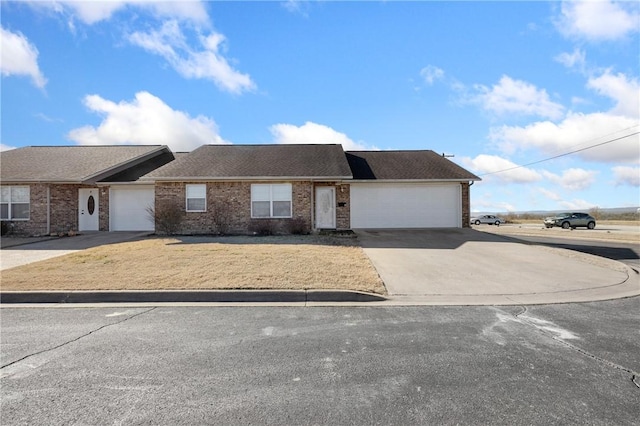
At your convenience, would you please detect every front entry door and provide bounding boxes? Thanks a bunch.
[315,187,336,229]
[79,188,99,231]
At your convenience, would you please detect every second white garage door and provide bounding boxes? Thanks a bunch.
[350,183,461,228]
[110,186,155,231]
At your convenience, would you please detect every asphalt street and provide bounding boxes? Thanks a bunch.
[1,299,639,425]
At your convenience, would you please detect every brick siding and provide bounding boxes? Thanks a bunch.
[461,182,470,228]
[155,181,320,235]
[1,183,110,236]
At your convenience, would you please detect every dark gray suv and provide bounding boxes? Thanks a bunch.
[544,212,596,229]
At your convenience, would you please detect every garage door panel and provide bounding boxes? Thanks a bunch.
[351,183,460,228]
[111,186,155,231]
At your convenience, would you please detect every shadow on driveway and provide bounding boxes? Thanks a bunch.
[355,228,510,249]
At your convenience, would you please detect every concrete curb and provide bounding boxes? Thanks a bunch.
[0,289,387,304]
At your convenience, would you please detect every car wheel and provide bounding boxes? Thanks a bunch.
[475,220,481,225]
[561,221,570,229]
[494,221,500,226]
[587,221,595,229]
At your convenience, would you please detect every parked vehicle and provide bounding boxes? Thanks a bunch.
[470,215,502,226]
[544,212,596,229]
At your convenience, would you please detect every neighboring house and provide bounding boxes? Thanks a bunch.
[0,145,174,235]
[0,143,479,236]
[142,144,354,234]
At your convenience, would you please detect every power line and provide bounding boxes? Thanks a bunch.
[479,128,639,177]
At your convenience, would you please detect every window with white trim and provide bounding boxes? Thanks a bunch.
[251,184,292,218]
[1,186,30,220]
[186,184,206,212]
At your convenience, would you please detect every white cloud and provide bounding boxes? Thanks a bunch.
[490,112,640,164]
[472,76,564,120]
[612,166,640,186]
[470,196,516,213]
[67,91,227,152]
[1,143,17,152]
[420,65,444,85]
[32,1,209,26]
[282,0,310,16]
[558,198,597,210]
[460,154,542,184]
[537,187,562,202]
[129,20,255,94]
[556,0,639,41]
[542,168,598,191]
[554,48,586,70]
[269,121,375,151]
[0,26,47,88]
[587,70,640,117]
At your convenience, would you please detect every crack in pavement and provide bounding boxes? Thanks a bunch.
[0,307,157,370]
[502,306,640,390]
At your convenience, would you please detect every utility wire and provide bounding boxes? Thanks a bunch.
[479,129,639,177]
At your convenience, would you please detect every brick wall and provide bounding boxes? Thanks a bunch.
[461,182,470,228]
[336,183,350,229]
[1,184,48,236]
[99,187,110,231]
[1,183,110,236]
[155,181,315,235]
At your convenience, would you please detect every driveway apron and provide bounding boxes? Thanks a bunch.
[0,232,149,270]
[356,229,638,304]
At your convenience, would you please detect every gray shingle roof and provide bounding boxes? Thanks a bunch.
[0,145,170,183]
[145,144,353,180]
[346,150,480,181]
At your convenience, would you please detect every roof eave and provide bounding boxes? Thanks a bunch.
[145,175,354,182]
[0,179,84,185]
[349,178,481,183]
[82,145,170,183]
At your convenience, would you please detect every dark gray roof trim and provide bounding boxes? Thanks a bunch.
[146,144,353,180]
[346,150,480,181]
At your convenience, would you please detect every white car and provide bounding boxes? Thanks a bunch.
[470,215,503,226]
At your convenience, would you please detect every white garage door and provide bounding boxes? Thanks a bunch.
[350,183,461,228]
[110,186,155,231]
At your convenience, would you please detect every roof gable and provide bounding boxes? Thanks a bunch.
[0,145,172,183]
[346,150,480,181]
[146,144,353,180]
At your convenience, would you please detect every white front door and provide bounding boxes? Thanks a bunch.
[79,188,99,231]
[315,187,336,229]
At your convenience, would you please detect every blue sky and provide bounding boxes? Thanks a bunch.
[1,0,639,212]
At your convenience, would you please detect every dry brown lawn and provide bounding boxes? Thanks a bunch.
[1,235,386,294]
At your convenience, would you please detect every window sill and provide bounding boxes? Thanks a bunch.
[250,216,292,219]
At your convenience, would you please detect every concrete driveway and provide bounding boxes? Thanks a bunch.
[356,229,640,305]
[0,232,150,271]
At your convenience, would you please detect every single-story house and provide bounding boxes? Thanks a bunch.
[0,145,174,235]
[1,144,479,236]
